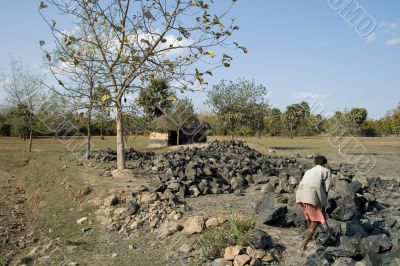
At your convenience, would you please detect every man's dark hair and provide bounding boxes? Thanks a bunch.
[314,155,328,166]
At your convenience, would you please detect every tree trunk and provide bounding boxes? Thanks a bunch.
[257,121,261,138]
[176,128,180,145]
[100,115,104,140]
[116,103,125,170]
[86,109,92,160]
[290,124,294,139]
[28,125,33,152]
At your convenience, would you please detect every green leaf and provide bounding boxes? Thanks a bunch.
[223,63,230,68]
[39,1,47,9]
[122,55,130,63]
[205,50,216,58]
[239,46,248,54]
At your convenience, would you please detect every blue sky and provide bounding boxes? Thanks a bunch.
[0,1,399,119]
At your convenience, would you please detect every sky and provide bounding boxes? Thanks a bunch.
[0,1,399,119]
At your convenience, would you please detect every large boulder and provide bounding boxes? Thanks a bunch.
[360,234,392,256]
[331,192,362,221]
[255,195,287,225]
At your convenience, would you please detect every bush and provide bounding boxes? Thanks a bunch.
[197,215,255,259]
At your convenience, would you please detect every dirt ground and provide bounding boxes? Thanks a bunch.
[0,136,399,266]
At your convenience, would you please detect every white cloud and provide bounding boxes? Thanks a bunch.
[366,32,376,43]
[386,37,400,46]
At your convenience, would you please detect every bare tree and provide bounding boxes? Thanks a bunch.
[39,0,245,170]
[1,59,46,152]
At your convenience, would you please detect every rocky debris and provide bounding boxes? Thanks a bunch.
[221,242,278,265]
[250,158,400,265]
[300,173,400,265]
[102,189,187,237]
[89,147,155,163]
[94,141,312,200]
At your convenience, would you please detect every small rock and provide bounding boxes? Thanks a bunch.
[104,195,120,207]
[246,247,265,259]
[217,214,227,225]
[261,253,274,263]
[77,217,88,224]
[182,216,204,234]
[206,217,220,228]
[233,254,251,266]
[111,253,118,258]
[140,192,159,205]
[113,207,126,216]
[111,169,134,178]
[156,221,181,239]
[261,183,275,194]
[212,258,233,266]
[249,258,263,266]
[224,246,242,261]
[178,243,193,254]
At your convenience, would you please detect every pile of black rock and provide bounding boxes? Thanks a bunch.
[89,147,155,162]
[147,140,312,199]
[254,164,400,265]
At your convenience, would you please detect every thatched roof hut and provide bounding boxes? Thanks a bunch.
[148,115,209,147]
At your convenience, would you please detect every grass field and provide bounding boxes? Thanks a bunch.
[1,135,399,156]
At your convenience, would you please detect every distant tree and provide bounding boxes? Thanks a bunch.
[390,104,400,136]
[1,59,46,152]
[40,0,245,170]
[268,107,282,136]
[136,78,175,118]
[206,79,267,139]
[349,107,368,136]
[311,114,324,134]
[248,103,269,138]
[282,103,303,138]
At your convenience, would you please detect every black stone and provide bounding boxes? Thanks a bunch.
[251,229,273,250]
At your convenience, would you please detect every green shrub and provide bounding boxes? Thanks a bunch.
[197,215,255,259]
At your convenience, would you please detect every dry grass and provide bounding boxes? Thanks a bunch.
[1,135,399,156]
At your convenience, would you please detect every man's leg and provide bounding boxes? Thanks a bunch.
[301,221,319,250]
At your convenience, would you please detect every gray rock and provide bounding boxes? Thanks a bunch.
[331,193,362,221]
[380,250,400,266]
[124,200,139,216]
[360,234,392,255]
[261,183,275,194]
[346,181,363,194]
[332,257,355,266]
[251,229,273,250]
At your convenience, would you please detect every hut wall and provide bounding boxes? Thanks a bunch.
[149,132,169,147]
